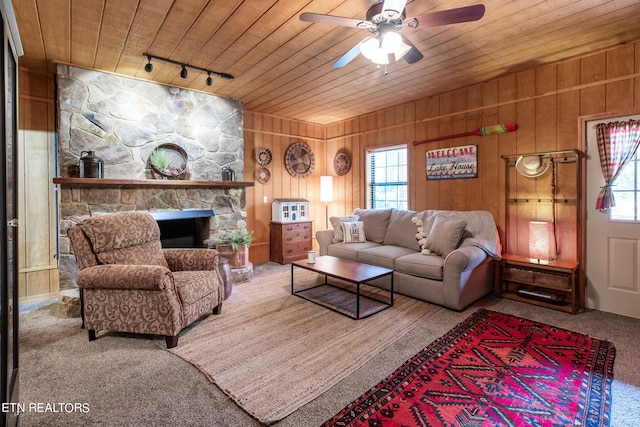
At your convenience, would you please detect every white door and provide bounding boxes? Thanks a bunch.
[585,114,640,319]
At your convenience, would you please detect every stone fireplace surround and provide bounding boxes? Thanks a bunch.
[56,65,250,290]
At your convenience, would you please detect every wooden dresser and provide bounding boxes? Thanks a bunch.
[270,221,313,264]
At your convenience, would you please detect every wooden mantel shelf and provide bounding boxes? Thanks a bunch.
[53,177,255,188]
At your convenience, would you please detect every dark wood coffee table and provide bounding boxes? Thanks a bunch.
[291,255,394,319]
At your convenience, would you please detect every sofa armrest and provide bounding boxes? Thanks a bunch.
[163,248,220,271]
[444,246,487,274]
[76,264,173,291]
[316,229,334,256]
[442,245,492,310]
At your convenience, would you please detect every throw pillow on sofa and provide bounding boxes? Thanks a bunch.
[352,208,392,243]
[341,221,366,243]
[383,209,422,251]
[422,215,467,257]
[330,215,360,243]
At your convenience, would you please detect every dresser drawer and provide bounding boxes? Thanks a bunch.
[502,266,534,283]
[283,222,312,233]
[283,241,312,256]
[533,271,571,290]
[283,229,312,242]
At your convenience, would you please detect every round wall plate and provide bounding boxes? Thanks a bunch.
[255,147,273,166]
[256,167,271,184]
[285,142,315,179]
[333,151,352,176]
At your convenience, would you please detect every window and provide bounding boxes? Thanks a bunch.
[610,148,640,221]
[366,145,408,209]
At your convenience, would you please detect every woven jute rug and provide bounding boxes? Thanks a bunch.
[169,270,440,424]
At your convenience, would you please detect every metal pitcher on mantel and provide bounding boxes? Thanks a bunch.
[79,151,104,178]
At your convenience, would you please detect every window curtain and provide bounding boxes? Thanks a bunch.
[595,119,640,211]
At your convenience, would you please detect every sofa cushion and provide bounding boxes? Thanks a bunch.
[383,209,421,251]
[395,252,444,281]
[342,221,366,243]
[353,208,392,243]
[329,215,360,243]
[358,245,416,270]
[423,215,467,257]
[328,241,381,261]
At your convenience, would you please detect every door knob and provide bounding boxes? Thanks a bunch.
[7,218,18,228]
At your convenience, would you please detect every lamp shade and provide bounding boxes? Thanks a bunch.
[320,176,333,202]
[529,221,550,262]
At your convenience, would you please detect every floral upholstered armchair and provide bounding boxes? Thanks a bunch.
[67,211,224,348]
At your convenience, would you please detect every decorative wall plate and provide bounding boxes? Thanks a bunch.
[256,167,271,184]
[255,147,273,167]
[285,142,315,179]
[333,151,352,176]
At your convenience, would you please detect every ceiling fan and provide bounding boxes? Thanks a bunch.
[300,1,485,68]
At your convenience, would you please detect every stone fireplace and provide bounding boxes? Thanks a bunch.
[55,65,249,290]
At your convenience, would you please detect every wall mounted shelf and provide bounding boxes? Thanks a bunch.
[52,178,254,188]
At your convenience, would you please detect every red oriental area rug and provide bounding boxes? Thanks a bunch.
[324,309,615,427]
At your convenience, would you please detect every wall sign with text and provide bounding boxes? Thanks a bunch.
[426,145,478,180]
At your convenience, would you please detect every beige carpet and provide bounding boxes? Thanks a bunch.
[169,270,440,425]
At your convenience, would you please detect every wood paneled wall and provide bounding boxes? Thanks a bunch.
[243,115,326,264]
[18,40,640,290]
[18,69,58,301]
[245,40,640,266]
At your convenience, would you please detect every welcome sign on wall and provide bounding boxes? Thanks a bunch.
[426,145,478,180]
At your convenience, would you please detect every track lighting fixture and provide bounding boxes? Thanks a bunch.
[142,53,234,86]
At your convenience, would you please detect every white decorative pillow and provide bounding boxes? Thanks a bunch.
[341,221,366,243]
[422,216,467,257]
[330,215,359,243]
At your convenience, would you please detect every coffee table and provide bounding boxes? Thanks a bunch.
[291,255,393,319]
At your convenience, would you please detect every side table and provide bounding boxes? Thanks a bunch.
[497,253,579,314]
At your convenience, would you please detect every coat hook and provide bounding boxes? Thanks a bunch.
[537,195,541,203]
[525,195,529,203]
[564,194,568,203]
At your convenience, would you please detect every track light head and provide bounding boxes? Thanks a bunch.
[206,73,213,87]
[144,55,153,72]
[180,65,188,79]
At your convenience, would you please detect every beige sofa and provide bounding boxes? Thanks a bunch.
[316,208,501,311]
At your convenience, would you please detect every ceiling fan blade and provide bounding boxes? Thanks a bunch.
[399,35,423,64]
[381,0,408,19]
[409,4,485,29]
[333,41,364,68]
[300,12,366,29]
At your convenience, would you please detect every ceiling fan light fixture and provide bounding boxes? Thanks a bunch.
[360,37,389,65]
[393,40,412,61]
[381,31,402,54]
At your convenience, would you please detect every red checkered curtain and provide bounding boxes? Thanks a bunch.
[595,119,640,211]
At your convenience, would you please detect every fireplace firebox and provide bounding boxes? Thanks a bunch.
[150,210,214,248]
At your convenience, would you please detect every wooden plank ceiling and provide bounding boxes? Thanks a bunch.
[13,0,640,124]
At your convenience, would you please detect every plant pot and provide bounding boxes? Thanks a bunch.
[216,244,250,268]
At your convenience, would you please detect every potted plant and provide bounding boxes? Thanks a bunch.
[205,229,254,268]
